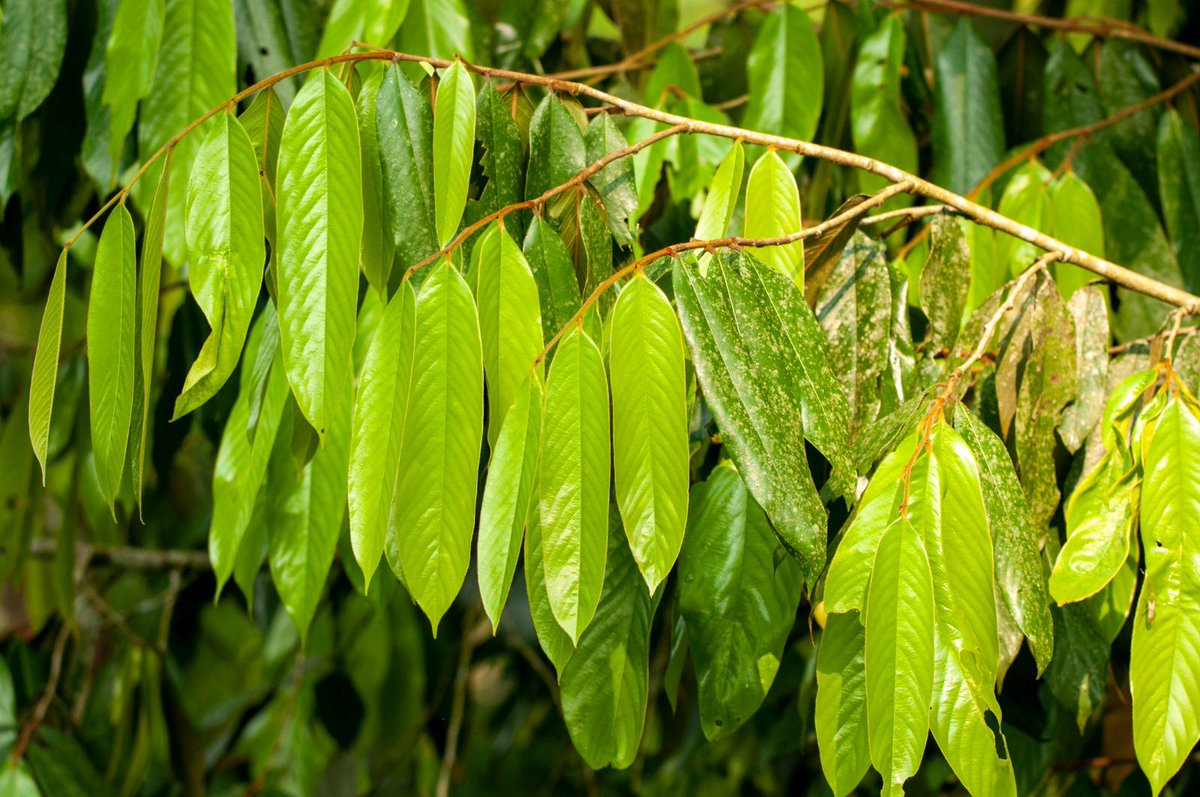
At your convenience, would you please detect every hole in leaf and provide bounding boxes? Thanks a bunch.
[983,709,1008,761]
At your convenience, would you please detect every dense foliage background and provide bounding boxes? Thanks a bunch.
[4,0,1200,794]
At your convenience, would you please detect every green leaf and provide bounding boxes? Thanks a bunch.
[1058,285,1109,452]
[523,215,580,347]
[741,4,823,144]
[1050,171,1105,299]
[267,382,352,642]
[357,67,396,296]
[376,64,437,273]
[103,0,166,168]
[674,251,852,584]
[524,502,575,677]
[585,113,638,246]
[348,280,416,593]
[473,221,544,448]
[432,60,476,246]
[865,516,934,795]
[479,374,542,631]
[744,150,804,283]
[919,217,971,357]
[1158,110,1200,292]
[539,327,610,643]
[526,95,585,201]
[610,275,689,594]
[1050,451,1135,604]
[560,513,657,770]
[87,203,137,512]
[851,15,916,199]
[954,409,1054,675]
[693,141,744,245]
[29,251,67,480]
[0,0,67,122]
[276,68,362,435]
[471,83,524,227]
[396,0,473,62]
[1132,398,1200,796]
[678,463,802,740]
[0,761,40,797]
[930,18,1004,195]
[174,111,266,418]
[315,0,409,57]
[816,611,871,797]
[392,262,483,633]
[643,41,701,105]
[210,308,290,594]
[137,0,237,265]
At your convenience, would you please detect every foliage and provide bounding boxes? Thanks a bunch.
[2,0,1200,794]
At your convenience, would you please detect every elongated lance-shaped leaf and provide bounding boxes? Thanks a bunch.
[473,221,544,449]
[560,511,658,770]
[678,462,802,739]
[276,68,362,435]
[816,612,870,797]
[674,251,852,586]
[479,374,542,631]
[392,262,483,634]
[526,94,585,201]
[348,280,416,593]
[29,251,67,481]
[0,0,67,124]
[850,14,916,199]
[539,327,610,643]
[88,203,137,512]
[930,17,1004,196]
[357,66,396,296]
[1132,398,1200,796]
[741,3,823,144]
[210,308,290,595]
[523,215,580,348]
[433,60,476,246]
[1050,171,1105,299]
[865,516,934,795]
[103,0,165,170]
[525,501,575,677]
[377,64,438,272]
[693,141,744,248]
[744,149,804,283]
[174,111,265,418]
[610,274,689,594]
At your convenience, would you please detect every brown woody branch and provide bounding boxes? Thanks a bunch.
[29,538,210,571]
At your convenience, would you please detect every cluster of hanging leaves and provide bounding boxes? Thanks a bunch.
[4,0,1200,793]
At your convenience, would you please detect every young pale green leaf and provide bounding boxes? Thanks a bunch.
[643,41,701,105]
[315,0,410,58]
[523,215,580,347]
[865,516,934,795]
[276,68,362,435]
[267,382,352,642]
[1049,451,1135,605]
[995,160,1051,279]
[432,60,475,246]
[560,514,657,770]
[29,251,67,480]
[210,309,290,594]
[674,251,852,585]
[238,88,284,187]
[392,262,483,634]
[539,327,610,643]
[87,203,137,512]
[102,0,165,168]
[397,0,474,62]
[174,111,265,418]
[473,221,544,448]
[954,409,1054,674]
[741,4,823,144]
[0,0,67,122]
[1132,398,1200,796]
[816,612,870,797]
[1050,171,1105,299]
[743,150,804,283]
[479,374,542,631]
[850,15,916,199]
[524,503,575,677]
[136,0,236,264]
[376,64,438,272]
[677,463,802,740]
[526,95,585,201]
[348,280,417,593]
[357,67,396,296]
[693,141,744,245]
[609,275,689,594]
[930,18,1004,195]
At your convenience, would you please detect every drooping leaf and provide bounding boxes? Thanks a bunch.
[815,612,871,797]
[29,251,67,480]
[539,327,610,643]
[919,216,971,358]
[473,221,544,448]
[743,149,804,283]
[87,203,137,512]
[643,41,701,106]
[560,513,657,770]
[1050,171,1105,299]
[693,141,744,248]
[103,0,166,167]
[741,4,823,145]
[850,15,916,199]
[396,0,473,63]
[315,0,409,57]
[865,516,934,795]
[0,0,67,123]
[677,463,802,740]
[432,60,475,246]
[471,83,524,230]
[526,95,585,201]
[524,502,575,677]
[610,274,689,594]
[479,374,542,631]
[356,66,396,296]
[377,64,438,274]
[994,160,1051,280]
[1058,285,1109,451]
[276,68,362,435]
[1050,451,1135,605]
[1131,398,1200,796]
[174,111,266,418]
[523,215,580,347]
[348,280,416,593]
[392,262,483,633]
[930,18,1004,195]
[1158,110,1200,292]
[585,113,638,246]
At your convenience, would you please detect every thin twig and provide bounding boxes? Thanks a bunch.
[437,613,489,797]
[29,538,210,570]
[10,624,70,764]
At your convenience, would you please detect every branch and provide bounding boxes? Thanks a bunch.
[10,624,70,764]
[29,538,210,571]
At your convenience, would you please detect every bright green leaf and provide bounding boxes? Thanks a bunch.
[744,149,804,283]
[29,251,67,480]
[432,60,475,246]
